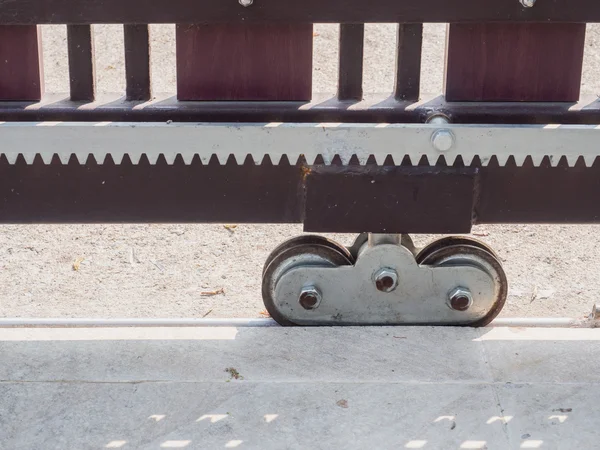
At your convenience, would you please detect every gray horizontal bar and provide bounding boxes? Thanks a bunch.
[1,121,600,167]
[0,317,596,328]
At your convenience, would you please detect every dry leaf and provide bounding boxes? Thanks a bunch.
[225,367,243,380]
[259,310,271,317]
[336,399,349,409]
[224,224,238,232]
[72,257,84,271]
[313,31,320,37]
[201,288,225,296]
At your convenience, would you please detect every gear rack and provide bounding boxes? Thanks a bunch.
[0,0,597,326]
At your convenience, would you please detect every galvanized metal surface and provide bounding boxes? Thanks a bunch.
[0,316,596,328]
[2,121,600,167]
[270,243,501,326]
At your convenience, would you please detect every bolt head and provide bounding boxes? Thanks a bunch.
[239,0,253,6]
[520,0,536,7]
[374,268,399,293]
[299,286,321,310]
[431,129,455,152]
[448,287,473,312]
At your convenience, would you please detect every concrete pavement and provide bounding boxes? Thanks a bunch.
[1,326,599,449]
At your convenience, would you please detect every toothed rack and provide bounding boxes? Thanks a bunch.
[0,0,597,233]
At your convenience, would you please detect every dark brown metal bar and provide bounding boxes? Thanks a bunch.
[0,26,43,101]
[176,24,313,101]
[124,24,151,101]
[305,166,475,233]
[1,159,600,231]
[476,158,600,224]
[394,23,423,101]
[445,23,586,102]
[0,0,598,25]
[337,24,364,101]
[67,25,96,102]
[0,94,599,124]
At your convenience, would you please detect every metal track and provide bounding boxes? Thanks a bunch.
[0,316,596,328]
[2,122,600,167]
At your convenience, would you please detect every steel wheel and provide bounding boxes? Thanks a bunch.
[416,236,499,262]
[262,240,353,326]
[262,235,353,277]
[417,238,507,327]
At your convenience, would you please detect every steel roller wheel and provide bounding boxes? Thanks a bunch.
[262,235,354,277]
[417,237,507,327]
[262,239,353,326]
[416,236,499,261]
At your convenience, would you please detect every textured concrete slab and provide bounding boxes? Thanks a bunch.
[477,327,600,383]
[0,326,486,383]
[1,326,599,449]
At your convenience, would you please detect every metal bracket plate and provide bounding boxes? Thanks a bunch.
[273,244,497,326]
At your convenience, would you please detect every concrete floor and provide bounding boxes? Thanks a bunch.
[1,325,599,449]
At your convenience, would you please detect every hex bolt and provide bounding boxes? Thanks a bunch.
[239,0,253,6]
[520,0,536,7]
[426,114,450,125]
[374,268,399,293]
[299,286,322,310]
[431,129,455,152]
[448,287,473,312]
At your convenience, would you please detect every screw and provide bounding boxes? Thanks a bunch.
[520,0,536,7]
[431,129,454,152]
[448,287,473,312]
[374,268,398,293]
[239,0,253,6]
[299,286,321,310]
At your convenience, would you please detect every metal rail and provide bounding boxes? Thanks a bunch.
[0,317,595,328]
[0,121,599,167]
[2,121,600,232]
[0,0,596,24]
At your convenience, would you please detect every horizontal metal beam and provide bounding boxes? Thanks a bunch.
[0,122,599,231]
[0,121,598,167]
[1,94,600,125]
[0,316,596,328]
[0,0,597,24]
[1,150,600,230]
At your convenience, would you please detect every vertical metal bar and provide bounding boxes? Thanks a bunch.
[394,23,423,101]
[444,23,585,102]
[124,24,151,101]
[176,24,313,101]
[67,25,96,102]
[0,25,44,101]
[337,24,364,101]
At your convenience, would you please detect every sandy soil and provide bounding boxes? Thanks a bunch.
[1,24,599,319]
